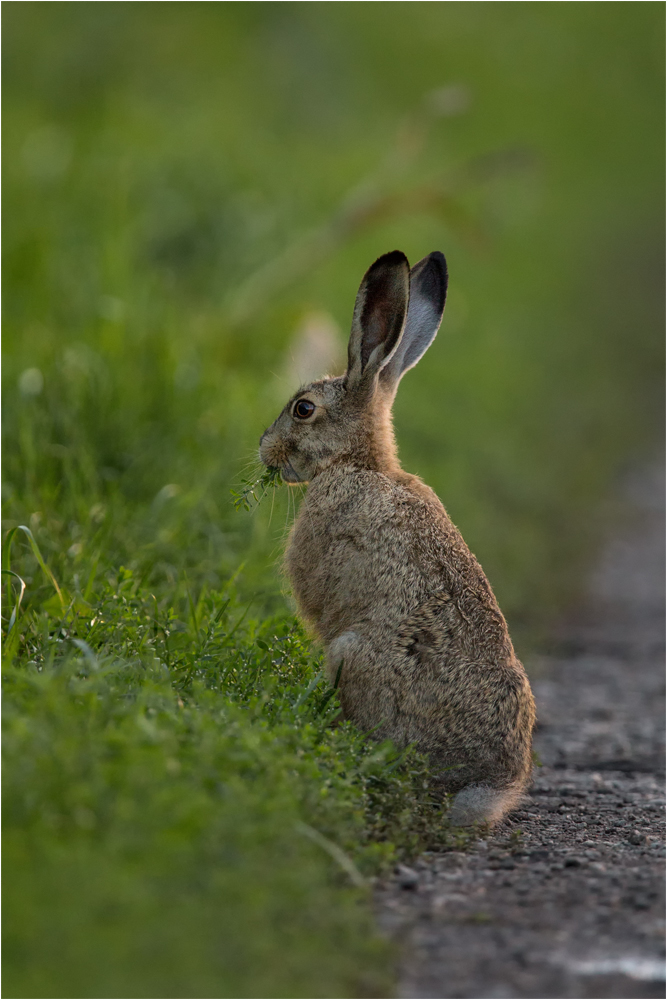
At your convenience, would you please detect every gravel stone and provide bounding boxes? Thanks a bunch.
[395,864,420,889]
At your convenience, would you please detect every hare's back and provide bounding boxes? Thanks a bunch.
[321,467,483,583]
[293,468,490,637]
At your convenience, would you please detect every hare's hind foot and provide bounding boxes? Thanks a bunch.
[448,782,526,827]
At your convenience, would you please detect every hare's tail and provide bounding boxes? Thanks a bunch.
[448,781,526,827]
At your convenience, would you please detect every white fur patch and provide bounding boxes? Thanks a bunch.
[326,631,360,683]
[448,784,523,827]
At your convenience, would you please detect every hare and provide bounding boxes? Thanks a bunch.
[259,250,535,825]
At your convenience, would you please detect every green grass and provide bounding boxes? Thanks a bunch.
[3,534,466,998]
[2,4,664,997]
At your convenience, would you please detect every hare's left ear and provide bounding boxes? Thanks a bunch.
[379,251,447,394]
[345,250,410,393]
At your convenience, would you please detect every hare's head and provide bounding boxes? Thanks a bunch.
[259,250,447,483]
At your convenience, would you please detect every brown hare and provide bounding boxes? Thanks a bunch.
[259,250,535,825]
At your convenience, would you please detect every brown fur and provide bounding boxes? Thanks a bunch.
[259,251,535,824]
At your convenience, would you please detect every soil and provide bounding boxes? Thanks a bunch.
[375,462,665,999]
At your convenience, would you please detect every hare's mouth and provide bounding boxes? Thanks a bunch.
[281,460,303,484]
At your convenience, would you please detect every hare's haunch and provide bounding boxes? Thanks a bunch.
[259,250,535,825]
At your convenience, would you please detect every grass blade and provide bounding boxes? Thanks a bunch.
[295,822,366,889]
[294,670,324,709]
[2,527,18,574]
[316,658,344,715]
[2,569,27,632]
[16,526,66,613]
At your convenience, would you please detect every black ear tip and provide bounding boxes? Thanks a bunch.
[429,250,447,273]
[373,249,410,271]
[426,251,448,286]
[413,251,448,309]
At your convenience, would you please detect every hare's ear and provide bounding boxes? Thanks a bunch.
[379,251,447,394]
[346,250,410,393]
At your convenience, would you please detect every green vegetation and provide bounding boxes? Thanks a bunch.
[231,466,284,512]
[3,4,663,997]
[5,556,460,999]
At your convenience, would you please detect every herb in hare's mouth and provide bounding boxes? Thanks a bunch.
[230,467,283,511]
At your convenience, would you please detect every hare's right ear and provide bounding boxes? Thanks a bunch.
[379,251,447,395]
[345,250,410,393]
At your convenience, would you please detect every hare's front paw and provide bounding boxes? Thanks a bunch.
[326,630,362,684]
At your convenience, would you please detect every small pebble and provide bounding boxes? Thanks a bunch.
[528,849,550,861]
[395,864,419,889]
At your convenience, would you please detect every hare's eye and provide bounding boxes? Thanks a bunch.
[293,399,315,420]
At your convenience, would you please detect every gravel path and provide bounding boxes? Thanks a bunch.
[376,462,665,999]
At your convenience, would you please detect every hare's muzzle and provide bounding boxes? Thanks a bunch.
[259,426,289,476]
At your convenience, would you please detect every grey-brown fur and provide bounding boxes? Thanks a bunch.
[259,250,535,825]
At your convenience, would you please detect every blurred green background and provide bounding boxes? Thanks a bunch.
[2,3,664,997]
[3,1,664,637]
